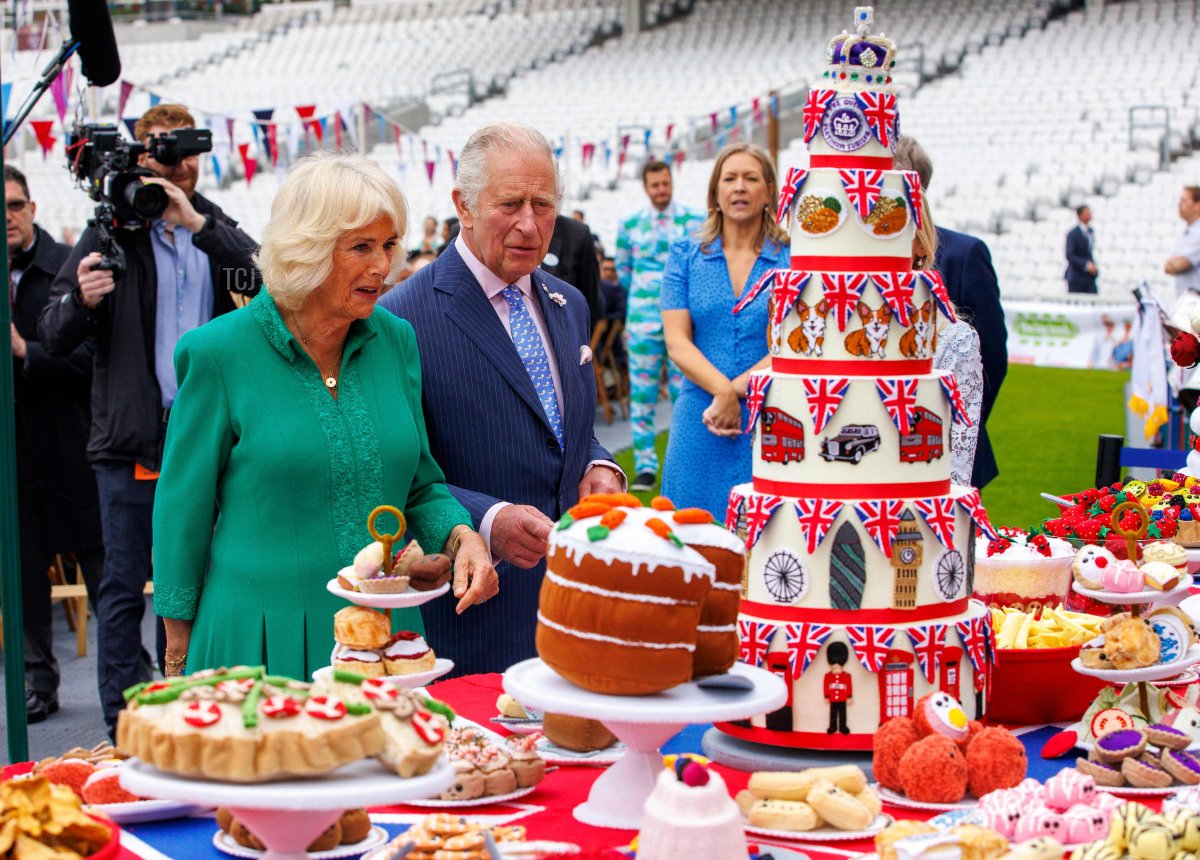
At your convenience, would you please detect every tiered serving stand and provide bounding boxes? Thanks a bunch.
[503,657,787,829]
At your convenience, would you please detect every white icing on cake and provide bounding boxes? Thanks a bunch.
[333,645,382,663]
[637,767,746,860]
[668,519,747,555]
[552,505,716,582]
[698,624,738,633]
[544,569,690,605]
[382,634,430,659]
[536,611,695,652]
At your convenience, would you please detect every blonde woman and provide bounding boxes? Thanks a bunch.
[152,151,496,679]
[661,143,790,516]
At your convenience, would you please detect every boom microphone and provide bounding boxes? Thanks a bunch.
[67,0,121,87]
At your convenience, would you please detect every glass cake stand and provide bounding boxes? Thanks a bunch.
[502,658,787,829]
[121,757,454,860]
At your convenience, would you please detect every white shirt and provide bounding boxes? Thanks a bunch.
[1173,220,1200,298]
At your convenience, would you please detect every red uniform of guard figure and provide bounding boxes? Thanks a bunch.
[824,641,853,734]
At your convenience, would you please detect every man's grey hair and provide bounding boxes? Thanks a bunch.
[455,123,562,213]
[893,136,933,191]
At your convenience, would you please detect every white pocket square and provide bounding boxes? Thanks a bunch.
[579,345,593,365]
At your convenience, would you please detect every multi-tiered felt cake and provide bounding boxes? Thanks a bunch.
[714,7,999,752]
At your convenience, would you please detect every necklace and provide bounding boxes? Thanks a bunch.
[290,313,345,390]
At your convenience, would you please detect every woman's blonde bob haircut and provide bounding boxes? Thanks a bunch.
[255,150,408,310]
[696,143,790,254]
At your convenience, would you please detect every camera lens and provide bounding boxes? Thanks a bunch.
[125,181,167,220]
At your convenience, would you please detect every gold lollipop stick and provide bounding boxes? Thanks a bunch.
[367,505,407,576]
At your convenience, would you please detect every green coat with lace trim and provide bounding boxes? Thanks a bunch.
[152,289,471,679]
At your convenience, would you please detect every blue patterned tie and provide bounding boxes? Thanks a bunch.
[502,285,564,447]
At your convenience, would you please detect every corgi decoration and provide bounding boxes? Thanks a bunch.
[786,298,829,357]
[843,301,892,359]
[898,299,934,359]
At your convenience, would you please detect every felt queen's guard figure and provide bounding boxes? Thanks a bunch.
[825,640,853,734]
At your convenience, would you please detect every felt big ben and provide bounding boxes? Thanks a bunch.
[891,509,922,608]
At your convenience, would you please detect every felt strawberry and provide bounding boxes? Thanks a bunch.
[1029,534,1052,557]
[1119,509,1143,532]
[1074,518,1102,541]
[1160,518,1179,538]
[1098,496,1116,513]
[987,539,1010,557]
[1043,518,1070,538]
[1105,536,1128,559]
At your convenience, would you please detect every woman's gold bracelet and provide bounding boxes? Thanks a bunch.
[164,652,188,676]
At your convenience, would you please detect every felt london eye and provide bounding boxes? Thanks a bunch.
[763,550,808,603]
[935,550,966,600]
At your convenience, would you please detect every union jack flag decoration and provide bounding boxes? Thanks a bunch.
[957,489,1000,542]
[744,372,774,435]
[802,89,836,143]
[902,171,924,231]
[725,487,746,532]
[794,498,845,554]
[939,374,973,427]
[853,499,906,557]
[742,493,785,550]
[870,272,916,327]
[801,377,850,434]
[737,619,778,667]
[955,617,989,673]
[733,268,780,314]
[838,169,885,221]
[907,623,948,683]
[776,167,809,226]
[847,625,897,672]
[821,273,869,331]
[855,91,897,149]
[875,378,920,435]
[770,271,812,346]
[914,497,957,550]
[919,271,957,322]
[783,622,833,676]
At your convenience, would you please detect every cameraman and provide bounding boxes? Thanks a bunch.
[39,103,260,735]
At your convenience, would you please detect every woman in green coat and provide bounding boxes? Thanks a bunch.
[152,152,497,680]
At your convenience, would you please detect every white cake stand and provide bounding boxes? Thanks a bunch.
[121,757,454,860]
[503,658,787,830]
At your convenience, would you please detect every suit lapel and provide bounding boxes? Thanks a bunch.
[532,270,579,437]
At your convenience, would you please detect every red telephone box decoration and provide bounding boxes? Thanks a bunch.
[878,649,914,724]
[939,645,963,701]
[765,650,795,732]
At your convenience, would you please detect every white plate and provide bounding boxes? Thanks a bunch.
[744,812,892,842]
[1096,784,1183,798]
[405,784,538,808]
[876,785,979,811]
[1182,593,1200,622]
[1071,574,1194,605]
[312,658,454,689]
[533,737,625,765]
[86,799,209,824]
[1071,644,1200,683]
[490,717,543,735]
[214,824,388,858]
[325,578,450,608]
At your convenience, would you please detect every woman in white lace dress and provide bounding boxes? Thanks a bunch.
[915,201,984,487]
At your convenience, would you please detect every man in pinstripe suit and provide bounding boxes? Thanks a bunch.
[381,124,624,675]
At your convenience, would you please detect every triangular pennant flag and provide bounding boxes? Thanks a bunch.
[853,499,905,557]
[51,68,69,123]
[295,105,319,142]
[725,487,746,532]
[903,171,924,231]
[30,120,56,158]
[732,268,779,314]
[742,494,784,550]
[776,167,809,226]
[737,620,777,668]
[424,160,436,185]
[783,623,833,677]
[955,617,988,673]
[870,272,916,327]
[847,625,897,672]
[855,91,897,149]
[875,378,919,436]
[333,111,343,149]
[581,141,595,168]
[745,371,774,434]
[266,124,279,168]
[800,378,850,434]
[447,149,457,179]
[957,489,1000,541]
[210,154,222,185]
[225,117,235,148]
[838,168,885,221]
[802,89,835,143]
[794,499,844,555]
[907,623,948,683]
[123,117,138,139]
[920,270,958,322]
[914,497,956,550]
[770,271,810,346]
[752,97,762,125]
[665,123,674,143]
[1,82,12,121]
[237,141,257,186]
[252,109,274,162]
[343,105,359,150]
[820,273,869,331]
[729,105,738,127]
[939,374,973,427]
[149,92,161,107]
[709,112,719,134]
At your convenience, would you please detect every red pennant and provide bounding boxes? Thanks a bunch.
[237,142,258,186]
[117,81,134,123]
[424,160,436,185]
[333,111,343,149]
[295,105,320,142]
[30,120,56,158]
[266,125,278,167]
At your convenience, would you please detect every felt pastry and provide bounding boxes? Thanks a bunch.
[1141,540,1188,576]
[1044,769,1096,811]
[805,778,874,830]
[1122,756,1174,789]
[1062,804,1110,845]
[745,798,823,832]
[1103,617,1160,670]
[381,631,436,675]
[1002,837,1065,860]
[1093,728,1147,763]
[1099,559,1145,593]
[1075,757,1126,786]
[409,553,453,591]
[1073,545,1116,590]
[333,606,391,651]
[1140,561,1181,592]
[1145,722,1193,750]
[1160,748,1200,785]
[541,713,616,752]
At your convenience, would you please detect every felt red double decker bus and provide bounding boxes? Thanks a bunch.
[898,406,944,463]
[761,406,805,464]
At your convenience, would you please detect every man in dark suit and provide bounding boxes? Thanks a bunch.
[6,165,104,722]
[1065,205,1098,294]
[541,213,601,328]
[894,137,1007,490]
[380,123,624,675]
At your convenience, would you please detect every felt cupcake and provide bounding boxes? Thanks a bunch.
[1161,748,1200,785]
[1146,722,1193,751]
[1075,757,1125,787]
[1093,728,1147,763]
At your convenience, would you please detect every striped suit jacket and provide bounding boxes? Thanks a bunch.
[379,243,611,674]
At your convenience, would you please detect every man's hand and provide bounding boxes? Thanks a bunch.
[141,177,206,233]
[578,464,623,498]
[76,252,115,309]
[10,324,25,360]
[451,532,500,615]
[491,504,554,568]
[1086,262,1098,275]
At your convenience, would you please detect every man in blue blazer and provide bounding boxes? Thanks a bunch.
[1065,205,1098,294]
[381,123,624,675]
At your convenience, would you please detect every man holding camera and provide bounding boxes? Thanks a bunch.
[39,103,259,735]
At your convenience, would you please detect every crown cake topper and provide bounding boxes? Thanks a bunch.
[827,5,896,75]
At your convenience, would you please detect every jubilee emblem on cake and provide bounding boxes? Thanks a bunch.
[715,6,998,752]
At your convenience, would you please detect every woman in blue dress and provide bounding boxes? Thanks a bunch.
[661,143,790,517]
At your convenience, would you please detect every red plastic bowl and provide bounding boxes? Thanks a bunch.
[87,814,121,860]
[987,645,1106,724]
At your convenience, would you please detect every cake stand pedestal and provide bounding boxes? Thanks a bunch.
[503,658,786,830]
[121,757,454,860]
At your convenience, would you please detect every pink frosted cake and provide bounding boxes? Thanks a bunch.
[636,759,745,860]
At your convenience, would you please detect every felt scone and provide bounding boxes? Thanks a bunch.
[537,498,716,695]
[334,606,391,651]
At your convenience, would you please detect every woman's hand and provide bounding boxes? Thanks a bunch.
[703,386,743,438]
[451,531,500,615]
[162,618,193,677]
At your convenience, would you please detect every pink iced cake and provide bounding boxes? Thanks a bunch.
[974,529,1074,612]
[636,759,745,860]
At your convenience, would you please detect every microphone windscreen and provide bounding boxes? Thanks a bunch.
[67,0,121,87]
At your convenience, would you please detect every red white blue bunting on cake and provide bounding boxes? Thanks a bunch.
[782,622,833,676]
[744,372,774,434]
[957,489,1000,541]
[918,271,957,323]
[737,619,777,667]
[876,378,919,435]
[801,378,850,434]
[853,499,905,557]
[855,92,897,149]
[821,273,869,331]
[770,271,812,345]
[870,272,916,327]
[732,268,781,314]
[725,487,746,532]
[846,625,897,672]
[794,498,845,554]
[914,497,957,550]
[776,167,809,226]
[802,89,836,143]
[955,617,990,673]
[902,171,924,231]
[838,169,885,220]
[938,374,973,427]
[743,493,785,550]
[907,622,948,683]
